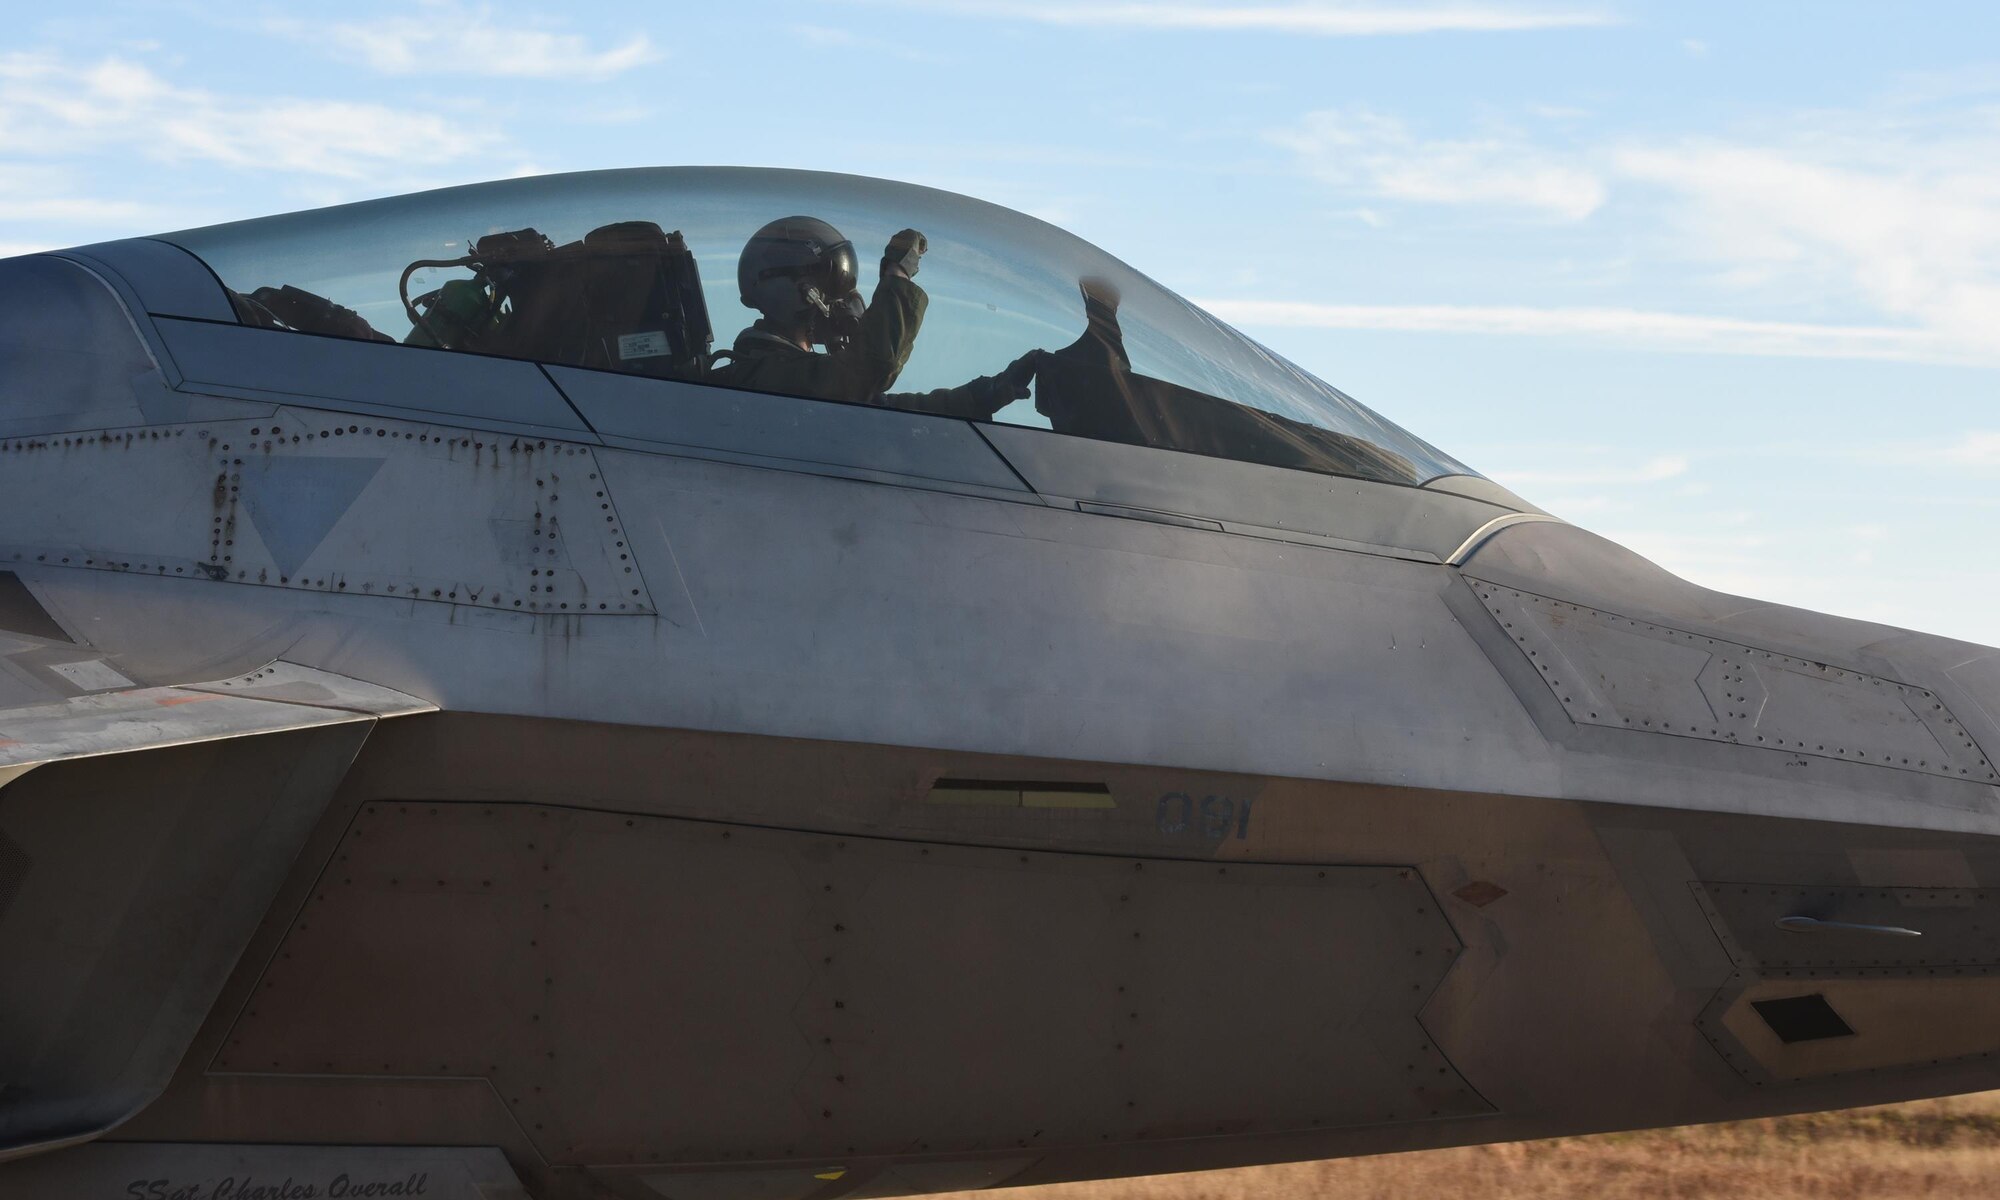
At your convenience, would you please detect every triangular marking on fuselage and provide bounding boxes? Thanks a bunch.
[238,455,387,579]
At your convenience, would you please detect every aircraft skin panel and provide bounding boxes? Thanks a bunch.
[2,434,1557,795]
[1949,652,2000,744]
[57,714,2000,1200]
[546,363,1035,499]
[0,410,656,618]
[976,421,1507,564]
[1467,580,1997,785]
[52,240,239,324]
[154,318,596,441]
[1419,472,1547,515]
[3,426,1984,868]
[20,430,1995,842]
[0,254,283,440]
[215,803,1483,1165]
[1460,517,2000,693]
[0,651,429,1162]
[0,724,379,1164]
[1693,879,2000,1083]
[0,661,432,772]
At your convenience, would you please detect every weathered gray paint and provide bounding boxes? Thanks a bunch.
[0,662,429,770]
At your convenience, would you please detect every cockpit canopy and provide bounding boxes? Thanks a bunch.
[163,167,1473,486]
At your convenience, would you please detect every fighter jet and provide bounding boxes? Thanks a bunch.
[1,167,1995,1200]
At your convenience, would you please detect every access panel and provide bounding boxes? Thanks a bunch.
[221,803,1486,1167]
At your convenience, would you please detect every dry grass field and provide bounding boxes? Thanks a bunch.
[946,1092,2000,1200]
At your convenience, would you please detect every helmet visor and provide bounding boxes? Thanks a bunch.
[818,239,858,298]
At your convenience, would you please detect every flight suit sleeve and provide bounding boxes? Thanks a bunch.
[833,274,928,399]
[880,377,1015,420]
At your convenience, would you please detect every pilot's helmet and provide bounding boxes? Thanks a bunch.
[738,217,859,324]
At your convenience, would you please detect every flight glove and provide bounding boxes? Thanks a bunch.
[964,351,1047,418]
[883,229,927,279]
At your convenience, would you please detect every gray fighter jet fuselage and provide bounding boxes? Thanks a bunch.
[1,167,1996,1200]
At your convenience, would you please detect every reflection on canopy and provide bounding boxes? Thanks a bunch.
[1038,278,1419,482]
[164,167,1473,486]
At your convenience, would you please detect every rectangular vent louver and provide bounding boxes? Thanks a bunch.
[1752,994,1856,1044]
[926,780,1115,810]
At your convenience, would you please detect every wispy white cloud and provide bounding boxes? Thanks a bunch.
[1268,109,1605,219]
[1238,84,2000,365]
[907,1,1615,35]
[274,4,658,80]
[1615,128,2000,361]
[0,52,499,181]
[0,165,154,224]
[1248,77,2000,371]
[1199,298,1960,362]
[1941,432,2000,466]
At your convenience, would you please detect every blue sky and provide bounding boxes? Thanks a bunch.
[5,1,1998,644]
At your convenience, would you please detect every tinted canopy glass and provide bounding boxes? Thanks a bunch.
[163,167,1473,485]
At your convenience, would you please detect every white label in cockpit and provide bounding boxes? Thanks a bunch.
[617,331,671,360]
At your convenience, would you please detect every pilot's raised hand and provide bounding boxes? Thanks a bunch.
[1000,349,1048,398]
[882,229,927,279]
[964,350,1056,420]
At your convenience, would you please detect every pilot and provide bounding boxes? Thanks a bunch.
[710,217,1040,418]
